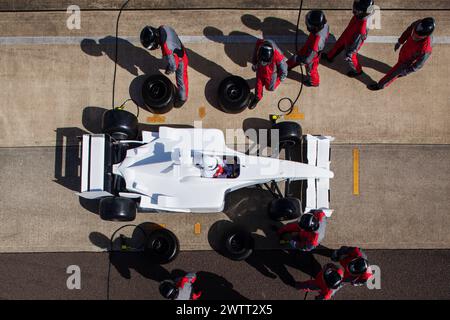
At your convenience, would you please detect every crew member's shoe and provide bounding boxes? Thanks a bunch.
[248,98,259,110]
[347,70,362,77]
[321,52,334,63]
[303,80,319,87]
[367,83,382,91]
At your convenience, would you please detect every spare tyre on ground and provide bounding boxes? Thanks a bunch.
[221,225,254,261]
[142,74,175,114]
[218,75,252,114]
[145,228,180,264]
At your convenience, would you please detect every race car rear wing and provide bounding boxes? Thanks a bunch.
[77,134,113,199]
[304,135,334,217]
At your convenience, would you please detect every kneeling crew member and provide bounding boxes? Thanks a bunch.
[140,25,189,107]
[159,272,202,300]
[288,10,329,87]
[277,210,327,251]
[331,246,373,285]
[296,263,344,300]
[249,39,288,109]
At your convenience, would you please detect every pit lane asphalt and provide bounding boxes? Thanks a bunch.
[0,249,448,300]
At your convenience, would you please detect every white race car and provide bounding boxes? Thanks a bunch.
[78,110,334,222]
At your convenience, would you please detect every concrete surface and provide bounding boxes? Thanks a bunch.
[0,144,448,252]
[0,249,448,300]
[0,9,448,147]
[1,1,449,11]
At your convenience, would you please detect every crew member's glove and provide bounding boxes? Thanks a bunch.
[280,75,287,82]
[251,64,257,72]
[394,42,401,52]
[331,250,339,262]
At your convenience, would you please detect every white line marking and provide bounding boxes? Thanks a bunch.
[0,35,449,45]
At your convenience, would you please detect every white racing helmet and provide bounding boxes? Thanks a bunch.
[202,156,219,170]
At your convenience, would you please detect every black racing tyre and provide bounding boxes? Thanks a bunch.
[268,197,302,221]
[99,196,137,222]
[272,121,302,147]
[102,109,138,141]
[142,74,175,114]
[222,227,254,261]
[146,229,180,264]
[218,75,252,114]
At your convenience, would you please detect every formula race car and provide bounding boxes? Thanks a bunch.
[78,109,334,222]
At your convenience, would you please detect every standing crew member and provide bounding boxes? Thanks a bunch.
[288,10,330,87]
[323,0,374,77]
[296,263,344,300]
[277,210,327,251]
[140,25,189,107]
[331,246,373,285]
[249,39,288,109]
[159,272,202,300]
[368,17,435,90]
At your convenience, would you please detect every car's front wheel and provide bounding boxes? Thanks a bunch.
[272,121,302,148]
[99,196,136,222]
[268,197,302,221]
[102,109,138,141]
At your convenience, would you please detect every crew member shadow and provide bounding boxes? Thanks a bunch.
[186,48,256,112]
[203,14,306,86]
[319,48,392,86]
[209,187,322,287]
[89,224,248,300]
[80,36,164,109]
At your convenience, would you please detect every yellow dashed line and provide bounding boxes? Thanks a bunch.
[159,223,166,229]
[198,106,206,119]
[353,148,360,196]
[147,115,166,123]
[284,106,305,120]
[194,223,201,235]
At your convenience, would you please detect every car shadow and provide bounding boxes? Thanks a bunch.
[208,185,321,287]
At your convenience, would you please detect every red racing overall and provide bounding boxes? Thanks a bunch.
[159,25,189,103]
[335,246,373,285]
[378,20,433,89]
[252,39,288,101]
[296,264,344,300]
[326,15,369,74]
[175,272,202,300]
[288,23,330,86]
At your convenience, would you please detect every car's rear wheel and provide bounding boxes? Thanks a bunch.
[268,197,302,221]
[145,229,180,264]
[222,227,254,261]
[102,109,138,141]
[99,196,136,222]
[218,76,252,114]
[142,74,175,114]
